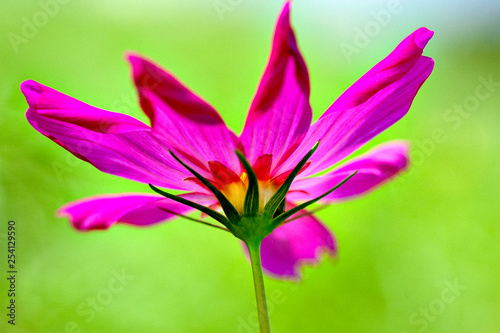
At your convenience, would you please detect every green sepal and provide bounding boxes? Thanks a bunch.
[270,171,358,227]
[149,184,232,229]
[262,141,319,218]
[169,151,240,223]
[273,199,285,218]
[235,150,260,216]
[157,207,230,232]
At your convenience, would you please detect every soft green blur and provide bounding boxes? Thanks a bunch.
[1,1,499,332]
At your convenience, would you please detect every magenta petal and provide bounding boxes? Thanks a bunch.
[276,28,434,176]
[58,193,213,230]
[289,141,409,202]
[239,1,312,165]
[259,205,337,279]
[21,80,149,132]
[21,80,197,190]
[326,27,433,113]
[128,54,242,174]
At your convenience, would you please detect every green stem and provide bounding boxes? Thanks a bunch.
[247,240,271,333]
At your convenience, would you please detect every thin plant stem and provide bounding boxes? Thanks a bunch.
[247,240,271,333]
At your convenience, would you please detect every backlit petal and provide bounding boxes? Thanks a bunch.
[128,54,242,175]
[276,28,434,176]
[240,1,312,166]
[58,193,213,230]
[21,80,197,190]
[258,204,336,279]
[289,141,409,202]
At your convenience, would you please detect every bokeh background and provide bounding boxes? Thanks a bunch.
[1,0,499,332]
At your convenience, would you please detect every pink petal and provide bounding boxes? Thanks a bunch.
[326,27,433,113]
[57,193,214,230]
[21,80,197,191]
[208,161,243,187]
[276,28,434,176]
[289,141,409,202]
[239,1,312,166]
[252,154,273,180]
[128,54,242,175]
[258,204,337,280]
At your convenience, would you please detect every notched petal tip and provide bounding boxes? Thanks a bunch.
[413,27,434,50]
[376,139,410,156]
[125,52,152,77]
[423,55,435,71]
[279,1,291,19]
[20,80,43,107]
[124,51,141,64]
[56,206,70,219]
[56,196,117,231]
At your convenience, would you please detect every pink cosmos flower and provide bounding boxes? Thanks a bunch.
[21,2,433,279]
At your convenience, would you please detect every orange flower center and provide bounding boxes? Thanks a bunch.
[220,172,279,215]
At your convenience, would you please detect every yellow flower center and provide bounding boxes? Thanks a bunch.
[221,172,278,215]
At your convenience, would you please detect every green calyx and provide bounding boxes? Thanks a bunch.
[149,143,357,245]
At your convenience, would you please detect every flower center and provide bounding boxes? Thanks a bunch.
[221,172,279,215]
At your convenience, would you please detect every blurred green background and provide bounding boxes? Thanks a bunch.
[1,0,499,332]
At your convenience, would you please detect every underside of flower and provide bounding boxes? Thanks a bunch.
[186,155,281,215]
[150,142,357,245]
[184,158,310,214]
